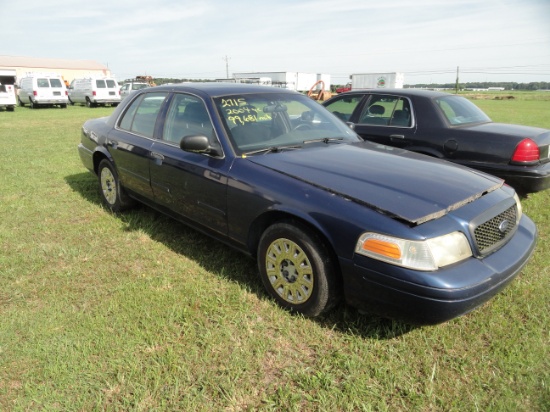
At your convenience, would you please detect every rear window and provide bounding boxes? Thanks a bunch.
[49,79,63,88]
[95,80,117,89]
[37,79,50,88]
[435,95,491,125]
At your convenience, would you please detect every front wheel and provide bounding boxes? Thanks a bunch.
[97,159,134,212]
[258,221,340,317]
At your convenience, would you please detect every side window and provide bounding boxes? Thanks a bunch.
[390,98,412,127]
[163,94,213,143]
[358,95,411,127]
[118,92,168,138]
[359,95,395,125]
[323,95,363,121]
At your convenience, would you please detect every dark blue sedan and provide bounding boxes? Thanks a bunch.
[78,83,537,324]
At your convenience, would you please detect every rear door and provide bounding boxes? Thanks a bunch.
[48,78,67,102]
[105,79,121,103]
[95,79,120,102]
[353,94,416,149]
[0,73,16,107]
[107,91,170,199]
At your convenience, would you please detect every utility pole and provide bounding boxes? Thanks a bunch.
[223,55,230,79]
[455,66,460,94]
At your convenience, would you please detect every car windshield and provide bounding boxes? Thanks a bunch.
[435,95,491,126]
[214,92,360,155]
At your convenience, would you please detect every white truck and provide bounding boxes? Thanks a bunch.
[0,69,17,111]
[350,72,404,90]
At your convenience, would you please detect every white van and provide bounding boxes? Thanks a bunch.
[0,69,17,111]
[68,77,121,107]
[18,73,68,108]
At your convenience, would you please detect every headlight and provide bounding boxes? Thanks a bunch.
[355,232,472,271]
[513,192,523,224]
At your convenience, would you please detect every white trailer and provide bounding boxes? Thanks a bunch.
[234,72,331,92]
[0,69,17,111]
[351,72,404,90]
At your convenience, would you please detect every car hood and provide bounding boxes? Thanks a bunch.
[248,142,503,225]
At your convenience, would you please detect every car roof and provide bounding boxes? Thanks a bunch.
[148,82,300,97]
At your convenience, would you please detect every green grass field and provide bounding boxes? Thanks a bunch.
[0,95,548,411]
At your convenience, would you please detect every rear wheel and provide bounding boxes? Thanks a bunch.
[97,159,134,212]
[29,98,37,109]
[258,221,340,317]
[18,97,25,107]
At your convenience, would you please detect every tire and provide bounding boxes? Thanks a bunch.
[86,98,95,108]
[258,221,340,317]
[97,159,134,212]
[30,98,37,109]
[68,97,75,106]
[18,97,25,107]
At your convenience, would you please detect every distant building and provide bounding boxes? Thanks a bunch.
[0,55,112,85]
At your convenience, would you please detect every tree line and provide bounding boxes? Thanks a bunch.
[126,78,550,91]
[405,81,550,91]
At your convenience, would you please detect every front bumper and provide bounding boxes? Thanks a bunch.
[340,214,537,325]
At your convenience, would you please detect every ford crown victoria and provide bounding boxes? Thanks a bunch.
[323,89,550,193]
[78,84,537,324]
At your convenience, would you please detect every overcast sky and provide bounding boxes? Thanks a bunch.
[2,0,549,85]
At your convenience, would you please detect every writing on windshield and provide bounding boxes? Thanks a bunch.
[221,98,272,126]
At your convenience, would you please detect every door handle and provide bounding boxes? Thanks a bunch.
[151,152,165,165]
[390,134,405,140]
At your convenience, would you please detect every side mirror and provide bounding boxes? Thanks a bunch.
[180,135,222,157]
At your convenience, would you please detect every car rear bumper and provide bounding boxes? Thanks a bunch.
[93,99,121,104]
[34,98,68,104]
[472,162,550,193]
[340,214,537,325]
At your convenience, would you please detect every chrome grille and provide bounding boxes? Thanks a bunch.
[474,205,517,254]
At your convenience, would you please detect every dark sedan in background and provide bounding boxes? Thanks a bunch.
[323,89,550,193]
[78,83,536,324]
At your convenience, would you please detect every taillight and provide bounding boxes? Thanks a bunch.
[33,90,37,96]
[93,91,97,96]
[512,138,539,163]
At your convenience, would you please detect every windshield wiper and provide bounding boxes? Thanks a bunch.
[242,144,302,156]
[303,137,344,144]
